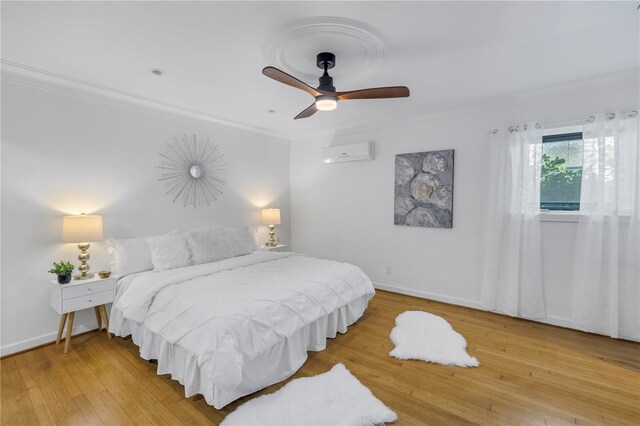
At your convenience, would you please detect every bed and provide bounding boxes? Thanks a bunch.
[109,250,375,409]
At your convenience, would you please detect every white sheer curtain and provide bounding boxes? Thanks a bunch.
[481,123,546,318]
[572,111,640,340]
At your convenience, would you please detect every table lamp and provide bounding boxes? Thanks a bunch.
[62,214,103,280]
[261,208,281,247]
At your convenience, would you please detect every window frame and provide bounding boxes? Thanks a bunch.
[540,131,584,213]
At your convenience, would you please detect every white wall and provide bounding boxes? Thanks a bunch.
[2,70,637,356]
[290,71,639,331]
[1,79,290,355]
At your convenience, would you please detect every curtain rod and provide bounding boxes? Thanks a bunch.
[492,110,638,134]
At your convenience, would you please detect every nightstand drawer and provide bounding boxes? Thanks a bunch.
[62,281,113,300]
[62,290,113,313]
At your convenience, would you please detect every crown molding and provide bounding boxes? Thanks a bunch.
[0,60,291,141]
[291,67,640,141]
[2,60,637,143]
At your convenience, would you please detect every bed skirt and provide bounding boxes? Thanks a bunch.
[109,295,370,409]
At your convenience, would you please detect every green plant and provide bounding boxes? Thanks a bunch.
[48,261,74,276]
[540,153,582,202]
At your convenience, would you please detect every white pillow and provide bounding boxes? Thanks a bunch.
[184,226,257,265]
[148,232,191,271]
[184,226,234,265]
[224,226,258,257]
[106,231,175,277]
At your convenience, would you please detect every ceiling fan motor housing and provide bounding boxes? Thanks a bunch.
[318,74,336,92]
[316,52,337,92]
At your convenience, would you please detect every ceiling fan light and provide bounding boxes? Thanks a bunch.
[315,96,338,111]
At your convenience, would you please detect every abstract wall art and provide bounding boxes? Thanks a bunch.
[394,149,454,228]
[157,134,227,208]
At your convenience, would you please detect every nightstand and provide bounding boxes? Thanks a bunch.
[50,275,115,353]
[260,244,287,252]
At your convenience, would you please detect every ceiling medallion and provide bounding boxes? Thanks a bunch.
[157,134,227,208]
[265,17,389,85]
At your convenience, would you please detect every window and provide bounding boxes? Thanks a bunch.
[540,132,583,211]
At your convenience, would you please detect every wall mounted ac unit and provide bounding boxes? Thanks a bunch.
[322,141,375,164]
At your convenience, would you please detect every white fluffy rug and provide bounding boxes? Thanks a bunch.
[389,311,479,367]
[221,364,397,425]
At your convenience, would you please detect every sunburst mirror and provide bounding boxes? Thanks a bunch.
[157,134,227,208]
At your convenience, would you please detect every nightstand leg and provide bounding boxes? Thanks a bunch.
[64,312,75,354]
[94,306,102,331]
[99,305,111,339]
[56,313,68,344]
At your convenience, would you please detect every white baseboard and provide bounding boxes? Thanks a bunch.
[373,282,639,342]
[372,282,483,310]
[373,281,570,325]
[1,321,98,357]
[3,284,635,357]
[538,315,573,329]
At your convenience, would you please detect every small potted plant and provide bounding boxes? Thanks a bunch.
[48,261,75,284]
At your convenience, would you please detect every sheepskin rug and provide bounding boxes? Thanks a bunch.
[389,311,479,367]
[221,363,397,425]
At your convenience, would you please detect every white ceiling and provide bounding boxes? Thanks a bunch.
[2,1,638,138]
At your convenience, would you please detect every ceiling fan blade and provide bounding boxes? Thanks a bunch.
[262,66,320,98]
[336,86,410,101]
[294,103,318,120]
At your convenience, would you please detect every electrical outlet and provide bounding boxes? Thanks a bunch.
[385,265,392,275]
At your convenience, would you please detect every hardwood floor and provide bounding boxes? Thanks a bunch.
[2,290,639,425]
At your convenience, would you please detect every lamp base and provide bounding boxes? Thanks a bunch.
[75,242,94,280]
[265,225,280,247]
[74,273,95,280]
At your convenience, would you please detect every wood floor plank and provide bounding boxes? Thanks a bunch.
[85,333,188,425]
[3,357,40,425]
[25,348,75,425]
[0,358,25,425]
[1,290,639,425]
[72,335,155,424]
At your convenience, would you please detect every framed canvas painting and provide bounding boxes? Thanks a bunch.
[394,149,454,228]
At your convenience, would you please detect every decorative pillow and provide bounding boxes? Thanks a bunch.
[106,231,176,277]
[184,226,234,265]
[148,232,191,271]
[184,226,257,265]
[224,226,258,257]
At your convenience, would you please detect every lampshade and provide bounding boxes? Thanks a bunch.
[261,208,281,226]
[62,214,103,243]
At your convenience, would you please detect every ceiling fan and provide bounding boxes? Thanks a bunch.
[262,52,410,120]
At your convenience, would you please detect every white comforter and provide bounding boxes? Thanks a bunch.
[113,252,374,392]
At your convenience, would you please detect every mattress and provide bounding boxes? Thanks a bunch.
[109,251,375,408]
